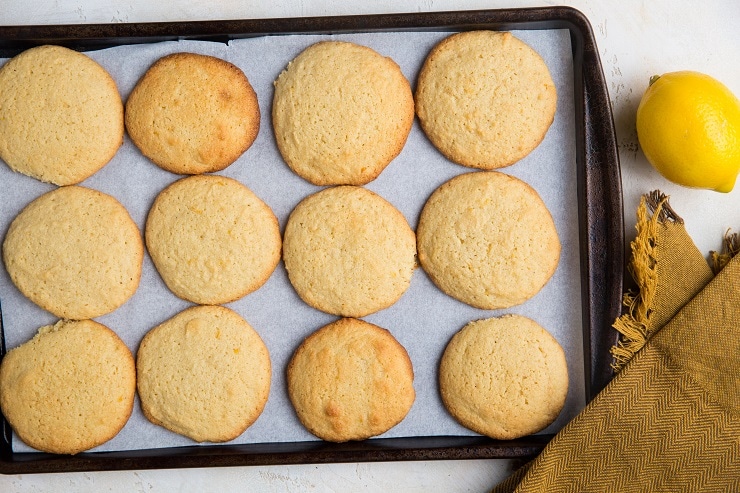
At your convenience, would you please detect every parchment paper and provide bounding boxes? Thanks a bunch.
[0,29,582,453]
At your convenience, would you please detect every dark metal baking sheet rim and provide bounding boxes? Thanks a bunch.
[0,6,624,474]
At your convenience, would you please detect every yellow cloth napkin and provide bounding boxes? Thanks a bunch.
[611,191,714,370]
[492,191,740,492]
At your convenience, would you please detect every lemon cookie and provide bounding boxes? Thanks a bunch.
[416,171,560,309]
[272,41,414,185]
[2,185,144,319]
[282,186,416,317]
[0,45,124,185]
[0,319,136,454]
[145,175,281,305]
[125,52,260,174]
[136,305,271,443]
[439,315,569,440]
[287,318,415,442]
[415,31,557,169]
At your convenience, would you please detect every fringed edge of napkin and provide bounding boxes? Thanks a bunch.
[710,230,740,273]
[610,191,680,371]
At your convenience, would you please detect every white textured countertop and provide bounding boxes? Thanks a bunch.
[1,1,738,491]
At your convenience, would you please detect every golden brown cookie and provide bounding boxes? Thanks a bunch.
[125,52,260,174]
[0,319,136,454]
[136,305,271,443]
[2,185,144,319]
[282,186,416,317]
[287,318,415,442]
[272,41,414,185]
[0,45,124,185]
[145,175,281,305]
[416,171,560,309]
[415,31,557,169]
[439,315,569,440]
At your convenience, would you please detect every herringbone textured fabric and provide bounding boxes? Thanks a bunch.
[495,349,739,492]
[612,192,713,370]
[492,212,740,492]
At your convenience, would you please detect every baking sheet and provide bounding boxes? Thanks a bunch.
[0,29,581,454]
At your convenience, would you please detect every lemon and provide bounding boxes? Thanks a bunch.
[636,71,740,193]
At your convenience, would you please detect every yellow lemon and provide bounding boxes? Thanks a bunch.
[636,71,740,193]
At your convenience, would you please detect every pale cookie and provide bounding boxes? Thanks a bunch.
[282,186,416,317]
[145,175,281,305]
[125,52,260,174]
[439,315,569,440]
[0,45,124,185]
[272,41,414,185]
[415,31,557,169]
[136,305,271,443]
[2,186,144,319]
[416,171,560,309]
[287,318,415,442]
[0,319,136,454]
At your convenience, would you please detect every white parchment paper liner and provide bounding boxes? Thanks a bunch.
[0,29,582,453]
